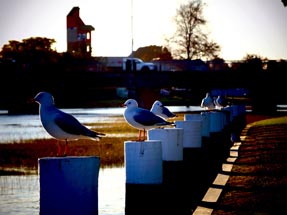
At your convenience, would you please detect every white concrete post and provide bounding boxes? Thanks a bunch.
[201,112,211,137]
[39,156,100,215]
[223,106,233,122]
[209,111,224,133]
[125,140,162,184]
[184,113,202,121]
[175,120,202,148]
[185,113,210,137]
[148,128,183,161]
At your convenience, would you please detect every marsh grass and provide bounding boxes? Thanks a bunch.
[0,113,184,174]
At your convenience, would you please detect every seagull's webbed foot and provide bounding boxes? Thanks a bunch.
[55,141,68,157]
[63,140,69,157]
[56,142,62,157]
[135,130,146,141]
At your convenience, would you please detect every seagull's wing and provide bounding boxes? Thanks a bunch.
[162,106,176,118]
[133,108,172,126]
[201,98,207,107]
[54,110,104,139]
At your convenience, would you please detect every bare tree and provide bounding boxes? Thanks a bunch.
[170,0,220,60]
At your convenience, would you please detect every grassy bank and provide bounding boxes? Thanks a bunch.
[212,114,287,214]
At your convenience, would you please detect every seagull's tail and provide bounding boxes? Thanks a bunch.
[88,130,105,140]
[157,121,174,127]
[170,121,176,127]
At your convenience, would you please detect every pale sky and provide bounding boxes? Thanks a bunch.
[0,0,286,60]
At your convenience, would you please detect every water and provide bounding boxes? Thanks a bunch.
[0,175,39,215]
[0,167,125,215]
[98,167,125,215]
[0,106,200,215]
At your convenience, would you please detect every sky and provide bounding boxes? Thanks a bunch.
[0,0,286,61]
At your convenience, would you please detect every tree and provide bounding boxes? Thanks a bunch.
[0,37,58,64]
[130,45,172,61]
[242,54,268,71]
[169,0,220,60]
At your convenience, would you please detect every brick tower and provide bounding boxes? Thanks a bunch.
[67,7,95,57]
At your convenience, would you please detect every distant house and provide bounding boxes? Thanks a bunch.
[67,7,95,57]
[207,58,229,71]
[153,59,209,72]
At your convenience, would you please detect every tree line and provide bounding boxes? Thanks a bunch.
[0,0,286,113]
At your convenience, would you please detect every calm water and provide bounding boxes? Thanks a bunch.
[0,106,201,215]
[0,167,125,215]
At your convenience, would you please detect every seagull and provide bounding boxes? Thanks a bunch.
[200,92,215,110]
[123,99,174,141]
[150,100,176,120]
[32,91,105,156]
[215,95,228,109]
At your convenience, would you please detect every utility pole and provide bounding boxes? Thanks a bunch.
[131,0,134,57]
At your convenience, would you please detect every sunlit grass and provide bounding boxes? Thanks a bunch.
[250,116,287,127]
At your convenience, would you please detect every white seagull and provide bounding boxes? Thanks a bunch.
[150,100,176,120]
[214,95,228,109]
[32,91,105,156]
[200,92,215,110]
[123,99,173,141]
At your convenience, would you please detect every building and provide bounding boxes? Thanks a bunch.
[153,59,209,72]
[67,7,95,57]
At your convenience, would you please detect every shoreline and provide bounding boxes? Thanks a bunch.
[1,112,285,176]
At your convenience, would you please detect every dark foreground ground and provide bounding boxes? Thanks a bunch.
[207,113,287,215]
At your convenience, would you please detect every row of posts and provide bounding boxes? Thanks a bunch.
[38,104,246,215]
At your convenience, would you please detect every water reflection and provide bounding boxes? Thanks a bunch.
[0,167,125,215]
[99,167,125,215]
[0,175,39,215]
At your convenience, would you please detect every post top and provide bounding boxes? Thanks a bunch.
[38,156,100,161]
